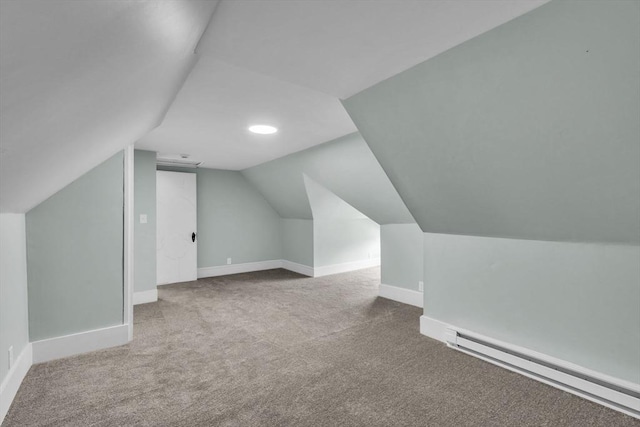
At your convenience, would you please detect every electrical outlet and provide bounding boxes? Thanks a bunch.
[227,257,232,265]
[8,346,13,369]
[139,214,147,224]
[418,281,424,292]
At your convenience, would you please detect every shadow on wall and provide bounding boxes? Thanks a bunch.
[303,174,380,269]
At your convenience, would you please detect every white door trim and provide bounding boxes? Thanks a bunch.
[123,145,134,342]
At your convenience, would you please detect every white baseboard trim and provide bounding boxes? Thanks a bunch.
[420,315,451,342]
[32,324,129,364]
[379,284,423,308]
[133,289,158,305]
[419,315,640,419]
[281,260,314,277]
[314,257,380,277]
[197,260,283,279]
[0,343,32,425]
[197,258,380,280]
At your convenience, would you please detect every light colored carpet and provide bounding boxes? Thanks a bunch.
[3,267,637,426]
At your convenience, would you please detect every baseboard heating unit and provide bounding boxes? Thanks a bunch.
[444,328,640,419]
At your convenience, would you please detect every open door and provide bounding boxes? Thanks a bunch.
[156,171,197,285]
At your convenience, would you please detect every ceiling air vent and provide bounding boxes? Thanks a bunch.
[156,156,203,169]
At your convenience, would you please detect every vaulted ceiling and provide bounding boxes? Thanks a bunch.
[0,0,218,212]
[343,0,640,244]
[137,0,548,170]
[0,0,549,212]
[242,133,414,225]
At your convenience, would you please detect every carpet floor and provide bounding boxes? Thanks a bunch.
[4,267,638,426]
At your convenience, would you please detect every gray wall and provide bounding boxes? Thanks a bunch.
[344,0,640,244]
[380,224,423,291]
[314,219,380,267]
[424,233,640,383]
[26,152,124,341]
[282,219,313,267]
[304,175,380,267]
[134,150,156,292]
[242,133,413,225]
[197,168,282,268]
[0,214,29,384]
[342,0,640,383]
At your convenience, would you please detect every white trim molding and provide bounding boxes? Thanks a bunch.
[31,325,129,364]
[420,315,451,342]
[197,260,283,279]
[196,258,383,280]
[420,315,640,419]
[313,257,380,278]
[0,344,32,425]
[123,144,134,342]
[379,284,423,308]
[197,258,380,280]
[281,260,314,277]
[133,289,158,305]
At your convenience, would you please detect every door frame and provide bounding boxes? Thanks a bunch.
[124,145,134,342]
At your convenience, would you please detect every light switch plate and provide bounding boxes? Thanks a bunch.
[140,214,147,224]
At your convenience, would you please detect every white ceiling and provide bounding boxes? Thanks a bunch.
[201,0,550,99]
[136,57,357,169]
[0,0,549,212]
[137,0,549,170]
[0,0,218,212]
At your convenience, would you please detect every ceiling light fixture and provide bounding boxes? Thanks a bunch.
[248,124,278,135]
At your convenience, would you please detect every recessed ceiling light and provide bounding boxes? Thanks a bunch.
[248,124,278,135]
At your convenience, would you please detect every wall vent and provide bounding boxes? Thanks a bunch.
[156,158,203,169]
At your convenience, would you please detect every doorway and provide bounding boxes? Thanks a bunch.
[156,170,197,285]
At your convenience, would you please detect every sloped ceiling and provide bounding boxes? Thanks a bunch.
[199,0,549,99]
[303,175,368,221]
[0,0,218,212]
[343,0,640,244]
[136,58,357,170]
[136,0,548,170]
[0,0,550,212]
[241,133,414,225]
